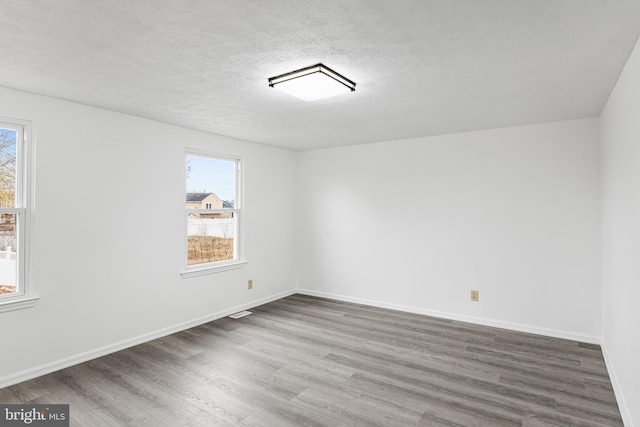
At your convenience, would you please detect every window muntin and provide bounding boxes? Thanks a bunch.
[185,151,242,271]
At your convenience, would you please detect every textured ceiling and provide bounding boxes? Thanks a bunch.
[1,1,640,151]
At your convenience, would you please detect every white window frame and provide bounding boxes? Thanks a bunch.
[181,149,245,278]
[0,116,37,313]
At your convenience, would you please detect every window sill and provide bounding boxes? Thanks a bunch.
[0,296,39,313]
[180,260,247,278]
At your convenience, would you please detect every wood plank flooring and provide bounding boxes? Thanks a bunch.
[0,294,623,426]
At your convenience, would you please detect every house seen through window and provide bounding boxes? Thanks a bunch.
[185,152,241,268]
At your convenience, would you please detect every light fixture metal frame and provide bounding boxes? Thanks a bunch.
[268,63,356,94]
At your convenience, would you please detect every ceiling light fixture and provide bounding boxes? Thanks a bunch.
[268,63,356,101]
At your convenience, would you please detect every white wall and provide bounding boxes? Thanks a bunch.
[0,85,295,383]
[296,119,601,340]
[1,67,633,422]
[600,35,640,427]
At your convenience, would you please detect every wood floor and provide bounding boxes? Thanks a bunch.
[0,294,623,426]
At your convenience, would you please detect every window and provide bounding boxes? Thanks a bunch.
[0,116,36,312]
[182,150,244,276]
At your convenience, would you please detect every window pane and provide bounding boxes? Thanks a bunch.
[0,213,17,296]
[186,155,235,207]
[0,128,17,209]
[185,153,239,267]
[187,215,235,265]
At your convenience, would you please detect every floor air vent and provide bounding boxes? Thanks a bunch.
[228,310,252,319]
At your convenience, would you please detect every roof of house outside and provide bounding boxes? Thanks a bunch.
[186,192,213,202]
[223,200,234,209]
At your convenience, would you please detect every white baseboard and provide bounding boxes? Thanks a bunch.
[295,288,602,344]
[601,344,634,427]
[0,289,296,389]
